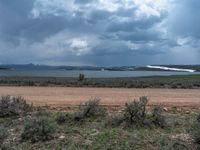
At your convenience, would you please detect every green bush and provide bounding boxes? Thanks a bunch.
[79,74,85,81]
[0,96,32,117]
[34,109,50,117]
[21,116,56,143]
[197,113,200,122]
[190,121,200,144]
[152,106,166,128]
[74,98,107,120]
[105,114,124,127]
[0,126,8,146]
[105,97,167,128]
[124,96,148,126]
[55,112,68,124]
[161,137,189,150]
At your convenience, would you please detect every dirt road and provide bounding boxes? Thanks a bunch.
[0,86,200,108]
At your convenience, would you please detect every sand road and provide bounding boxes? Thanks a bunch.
[0,86,200,109]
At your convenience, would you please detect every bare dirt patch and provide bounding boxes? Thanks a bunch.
[0,86,200,109]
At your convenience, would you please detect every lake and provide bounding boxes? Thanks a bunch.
[0,70,200,78]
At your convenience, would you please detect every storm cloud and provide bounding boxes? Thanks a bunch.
[0,0,199,66]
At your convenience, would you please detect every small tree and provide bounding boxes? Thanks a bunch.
[79,74,85,81]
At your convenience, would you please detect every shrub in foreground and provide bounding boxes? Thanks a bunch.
[21,116,56,143]
[0,96,32,117]
[55,112,69,124]
[161,137,190,150]
[74,98,107,120]
[108,97,167,128]
[197,113,200,122]
[0,126,8,146]
[190,120,200,144]
[152,106,166,128]
[189,113,200,144]
[124,96,148,126]
[105,114,124,127]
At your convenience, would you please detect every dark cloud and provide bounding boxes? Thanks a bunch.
[0,0,199,65]
[168,0,200,38]
[104,29,162,42]
[0,1,71,43]
[74,0,94,4]
[86,9,111,24]
[0,0,34,40]
[107,15,165,32]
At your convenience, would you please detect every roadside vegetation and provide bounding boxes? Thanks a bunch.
[0,96,199,149]
[0,74,200,89]
[0,96,32,117]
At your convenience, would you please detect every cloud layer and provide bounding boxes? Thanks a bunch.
[0,0,199,66]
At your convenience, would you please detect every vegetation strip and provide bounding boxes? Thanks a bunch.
[0,74,200,89]
[0,96,200,149]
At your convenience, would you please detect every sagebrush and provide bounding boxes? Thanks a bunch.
[0,126,8,146]
[190,117,200,144]
[152,105,166,128]
[124,96,148,126]
[197,113,200,122]
[21,115,56,143]
[74,98,107,120]
[0,96,32,117]
[55,112,69,124]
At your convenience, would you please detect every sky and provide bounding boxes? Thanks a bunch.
[0,0,200,66]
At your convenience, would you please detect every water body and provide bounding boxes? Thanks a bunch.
[0,70,200,78]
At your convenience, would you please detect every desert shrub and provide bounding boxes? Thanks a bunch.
[105,114,124,127]
[152,106,166,128]
[21,116,56,143]
[0,126,8,146]
[190,121,200,144]
[197,113,200,122]
[0,96,32,117]
[74,98,107,120]
[34,108,51,117]
[55,112,69,124]
[124,96,148,126]
[161,137,189,150]
[0,96,10,117]
[79,74,85,81]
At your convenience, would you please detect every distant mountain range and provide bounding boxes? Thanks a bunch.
[0,64,200,72]
[0,64,136,71]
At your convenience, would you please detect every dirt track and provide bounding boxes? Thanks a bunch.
[0,86,200,108]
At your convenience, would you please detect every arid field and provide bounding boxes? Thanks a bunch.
[0,86,200,109]
[1,86,200,149]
